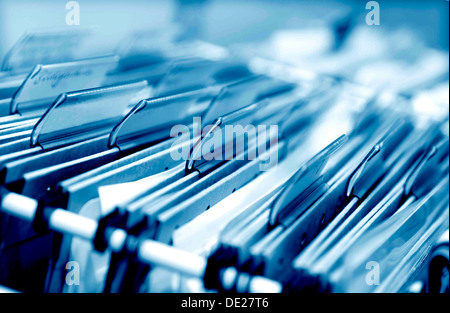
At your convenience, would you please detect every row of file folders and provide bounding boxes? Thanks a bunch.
[0,28,448,293]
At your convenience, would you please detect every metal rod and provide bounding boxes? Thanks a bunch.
[0,190,283,293]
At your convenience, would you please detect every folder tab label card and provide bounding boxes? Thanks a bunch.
[11,56,119,115]
[2,28,94,74]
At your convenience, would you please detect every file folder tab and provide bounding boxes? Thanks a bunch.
[202,75,296,124]
[154,58,251,97]
[109,87,218,148]
[270,135,347,226]
[31,81,150,148]
[10,56,119,115]
[2,28,93,74]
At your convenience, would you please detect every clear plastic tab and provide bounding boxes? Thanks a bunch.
[11,56,118,115]
[31,81,150,148]
[346,119,414,198]
[186,103,260,174]
[2,28,93,73]
[154,58,251,97]
[109,87,219,148]
[116,27,180,70]
[269,135,347,226]
[202,75,296,125]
